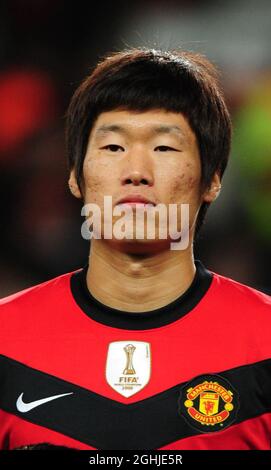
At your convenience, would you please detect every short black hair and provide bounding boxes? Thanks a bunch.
[66,48,232,234]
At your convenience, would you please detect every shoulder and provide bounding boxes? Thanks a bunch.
[209,268,270,314]
[0,269,81,314]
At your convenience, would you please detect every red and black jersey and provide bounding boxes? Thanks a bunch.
[0,260,270,450]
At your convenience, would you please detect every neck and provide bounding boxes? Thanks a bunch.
[86,239,196,312]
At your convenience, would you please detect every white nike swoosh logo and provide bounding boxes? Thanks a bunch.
[16,392,74,413]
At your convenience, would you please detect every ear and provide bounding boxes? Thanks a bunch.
[202,171,222,203]
[68,169,82,199]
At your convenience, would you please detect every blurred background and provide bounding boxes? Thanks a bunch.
[0,0,270,297]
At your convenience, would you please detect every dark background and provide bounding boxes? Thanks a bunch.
[0,0,270,296]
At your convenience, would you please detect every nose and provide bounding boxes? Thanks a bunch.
[120,149,154,187]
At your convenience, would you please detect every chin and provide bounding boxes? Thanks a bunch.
[105,237,172,255]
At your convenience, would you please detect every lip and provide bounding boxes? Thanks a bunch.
[116,195,156,206]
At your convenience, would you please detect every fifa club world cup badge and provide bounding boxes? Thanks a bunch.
[178,374,239,432]
[105,341,151,398]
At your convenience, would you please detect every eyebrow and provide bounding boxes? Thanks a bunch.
[94,124,187,140]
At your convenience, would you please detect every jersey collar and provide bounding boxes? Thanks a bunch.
[70,259,213,330]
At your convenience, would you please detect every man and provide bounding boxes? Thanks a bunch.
[0,48,270,450]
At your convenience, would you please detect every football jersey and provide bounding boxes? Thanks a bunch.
[0,260,270,450]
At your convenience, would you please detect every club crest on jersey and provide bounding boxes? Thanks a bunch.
[178,374,239,432]
[105,341,151,398]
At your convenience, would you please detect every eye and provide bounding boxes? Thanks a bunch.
[101,144,124,152]
[154,146,179,152]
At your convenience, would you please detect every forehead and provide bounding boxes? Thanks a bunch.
[90,109,196,143]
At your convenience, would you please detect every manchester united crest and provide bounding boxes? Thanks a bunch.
[178,374,239,432]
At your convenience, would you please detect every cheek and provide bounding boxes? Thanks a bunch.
[168,169,201,204]
[83,159,112,203]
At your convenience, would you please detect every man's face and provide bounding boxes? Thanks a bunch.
[74,108,209,252]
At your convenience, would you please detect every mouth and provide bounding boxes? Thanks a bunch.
[116,196,156,207]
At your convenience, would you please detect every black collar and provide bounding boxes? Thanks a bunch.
[70,260,213,330]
